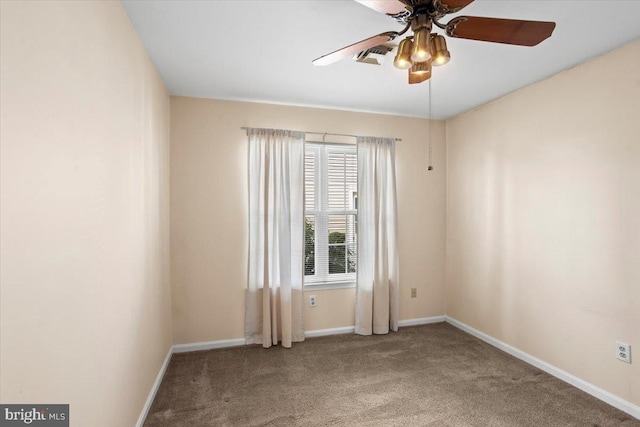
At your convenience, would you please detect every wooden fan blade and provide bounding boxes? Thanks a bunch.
[354,0,408,16]
[408,71,430,85]
[312,32,396,66]
[434,0,474,14]
[446,16,556,46]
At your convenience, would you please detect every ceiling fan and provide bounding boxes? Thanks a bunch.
[312,0,556,84]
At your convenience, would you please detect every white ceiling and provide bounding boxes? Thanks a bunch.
[121,0,640,119]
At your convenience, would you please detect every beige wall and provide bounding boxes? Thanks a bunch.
[0,2,172,426]
[170,97,446,344]
[6,0,635,420]
[446,40,640,406]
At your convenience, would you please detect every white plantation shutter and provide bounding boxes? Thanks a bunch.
[304,143,357,285]
[304,150,316,276]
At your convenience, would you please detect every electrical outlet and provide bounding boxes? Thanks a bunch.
[411,288,417,298]
[308,295,317,307]
[616,341,631,363]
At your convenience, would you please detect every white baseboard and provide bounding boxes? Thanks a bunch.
[398,315,446,327]
[304,326,355,338]
[170,327,357,352]
[172,337,246,353]
[305,316,446,337]
[445,316,640,421]
[171,316,449,351]
[136,348,172,427]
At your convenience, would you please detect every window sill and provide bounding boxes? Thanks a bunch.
[303,281,356,291]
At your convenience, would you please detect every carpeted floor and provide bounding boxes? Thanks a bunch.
[144,323,639,426]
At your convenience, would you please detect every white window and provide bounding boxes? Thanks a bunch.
[304,143,357,286]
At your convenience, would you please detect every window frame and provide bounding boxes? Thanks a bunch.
[304,142,357,288]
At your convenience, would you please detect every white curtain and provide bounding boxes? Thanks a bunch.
[246,128,305,348]
[355,136,400,335]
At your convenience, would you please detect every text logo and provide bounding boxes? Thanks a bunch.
[0,405,68,427]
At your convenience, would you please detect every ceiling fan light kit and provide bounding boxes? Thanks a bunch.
[410,14,433,63]
[410,60,431,76]
[393,37,414,69]
[431,35,450,66]
[411,29,432,62]
[313,0,556,85]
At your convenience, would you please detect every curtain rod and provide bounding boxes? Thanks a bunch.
[240,127,401,142]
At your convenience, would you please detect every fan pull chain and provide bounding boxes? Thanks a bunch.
[428,77,433,171]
